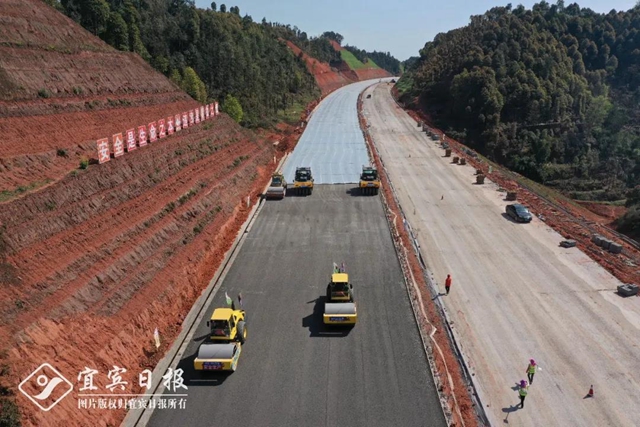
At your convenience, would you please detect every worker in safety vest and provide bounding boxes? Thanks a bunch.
[518,379,529,408]
[526,359,537,384]
[445,274,452,295]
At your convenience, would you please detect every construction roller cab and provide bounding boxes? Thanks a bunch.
[265,172,287,199]
[293,167,314,196]
[323,270,357,326]
[359,166,380,195]
[194,297,247,372]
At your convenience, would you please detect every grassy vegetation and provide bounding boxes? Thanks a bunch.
[395,74,414,97]
[276,93,316,125]
[0,180,52,202]
[340,50,373,70]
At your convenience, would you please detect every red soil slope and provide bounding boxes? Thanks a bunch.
[0,115,283,427]
[329,39,344,51]
[0,0,199,192]
[285,40,391,96]
[0,2,312,426]
[285,41,352,95]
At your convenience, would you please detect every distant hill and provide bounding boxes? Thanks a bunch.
[274,28,393,92]
[399,2,640,208]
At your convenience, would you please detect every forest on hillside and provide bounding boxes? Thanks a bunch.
[399,2,640,228]
[48,0,319,127]
[46,0,400,126]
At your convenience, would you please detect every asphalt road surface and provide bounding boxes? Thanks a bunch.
[363,83,640,427]
[282,79,391,184]
[148,186,446,427]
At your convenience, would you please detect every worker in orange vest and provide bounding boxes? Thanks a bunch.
[445,274,452,295]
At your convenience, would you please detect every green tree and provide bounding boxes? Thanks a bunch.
[169,69,183,87]
[182,67,207,103]
[211,2,216,11]
[104,11,129,50]
[219,3,226,12]
[81,0,110,35]
[222,94,244,123]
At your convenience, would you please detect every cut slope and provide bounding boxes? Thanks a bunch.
[285,41,352,96]
[0,0,198,192]
[285,40,391,96]
[0,115,282,427]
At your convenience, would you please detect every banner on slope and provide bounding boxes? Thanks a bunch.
[126,129,136,152]
[138,125,148,147]
[167,117,174,135]
[215,102,219,115]
[158,118,166,138]
[97,138,110,164]
[195,108,200,124]
[175,114,182,131]
[205,104,210,119]
[149,122,157,143]
[112,133,124,157]
[189,110,195,126]
[200,106,205,121]
[182,112,189,129]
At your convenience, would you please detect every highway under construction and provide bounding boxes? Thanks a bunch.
[362,82,640,427]
[133,80,448,427]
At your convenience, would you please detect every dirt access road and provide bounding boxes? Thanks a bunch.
[362,84,640,427]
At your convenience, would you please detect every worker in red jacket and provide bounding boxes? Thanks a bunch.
[445,274,452,295]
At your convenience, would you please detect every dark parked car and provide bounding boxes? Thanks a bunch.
[506,203,532,223]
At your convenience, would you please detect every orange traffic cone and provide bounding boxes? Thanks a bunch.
[587,385,594,397]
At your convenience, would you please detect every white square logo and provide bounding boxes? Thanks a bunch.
[19,363,73,411]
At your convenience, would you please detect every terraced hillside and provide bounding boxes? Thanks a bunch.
[0,0,199,192]
[0,2,307,426]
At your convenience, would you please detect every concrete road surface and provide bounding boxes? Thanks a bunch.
[362,83,640,427]
[282,79,392,184]
[148,185,446,427]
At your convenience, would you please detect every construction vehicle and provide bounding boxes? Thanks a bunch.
[359,165,380,195]
[265,172,287,199]
[323,266,357,326]
[293,167,314,195]
[194,296,247,372]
